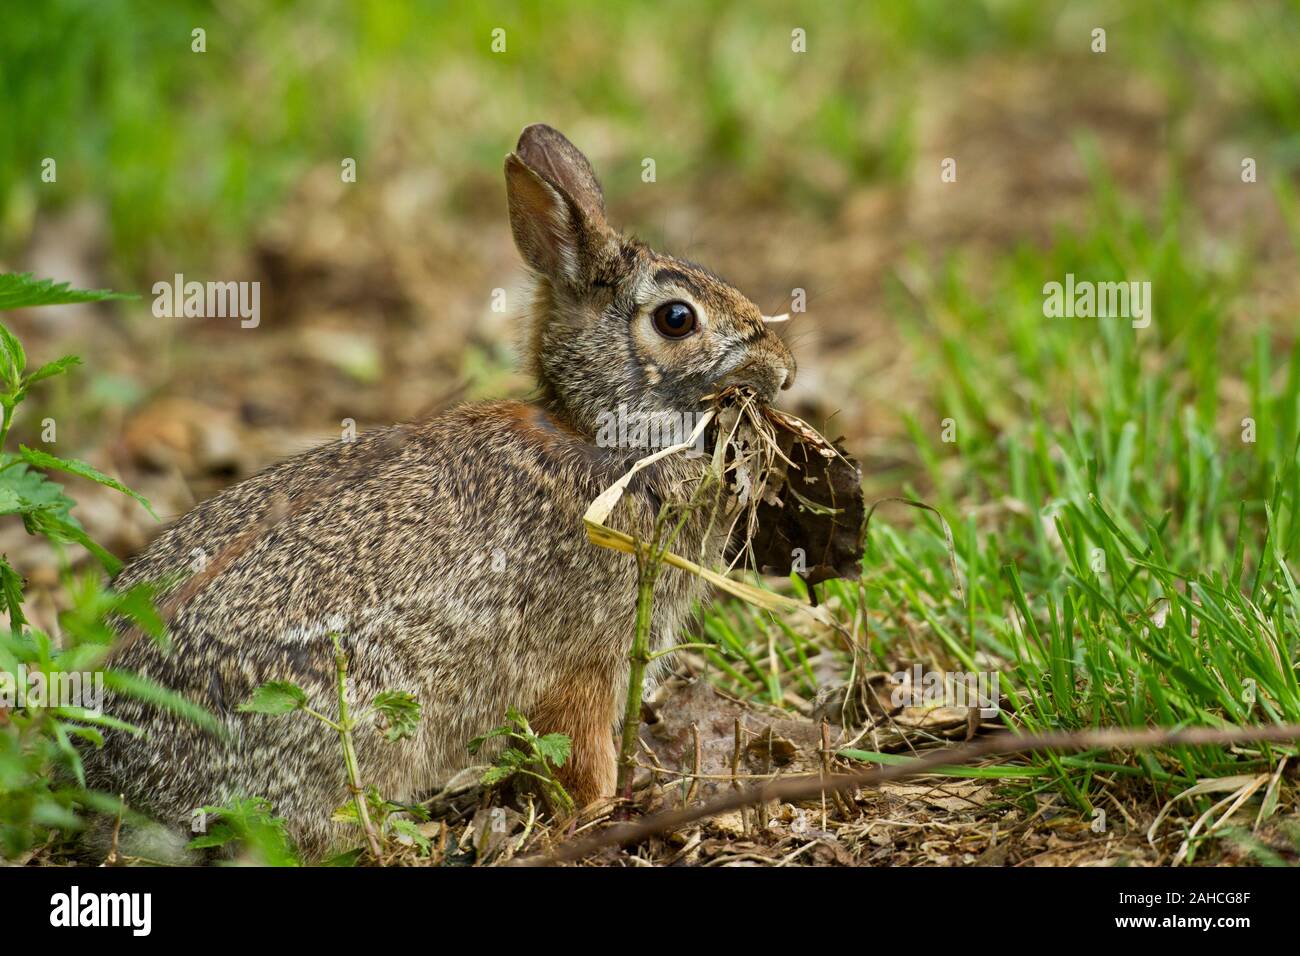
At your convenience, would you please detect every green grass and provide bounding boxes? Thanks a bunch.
[696,160,1300,848]
[6,1,1300,275]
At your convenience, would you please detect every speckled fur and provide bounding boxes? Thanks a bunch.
[81,125,795,861]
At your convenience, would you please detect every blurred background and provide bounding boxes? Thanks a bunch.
[1,0,1299,628]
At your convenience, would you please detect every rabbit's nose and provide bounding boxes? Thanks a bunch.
[721,360,792,403]
[770,346,796,391]
[772,336,797,391]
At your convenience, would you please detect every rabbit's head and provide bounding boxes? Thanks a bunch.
[505,124,795,443]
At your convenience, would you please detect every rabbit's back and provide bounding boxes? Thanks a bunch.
[85,401,696,858]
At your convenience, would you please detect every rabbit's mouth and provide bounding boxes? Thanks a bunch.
[715,360,792,405]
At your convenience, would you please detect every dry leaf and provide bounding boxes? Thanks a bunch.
[746,412,865,590]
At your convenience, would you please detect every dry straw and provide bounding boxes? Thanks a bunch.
[581,389,837,627]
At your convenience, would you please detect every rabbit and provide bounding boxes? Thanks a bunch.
[81,124,796,862]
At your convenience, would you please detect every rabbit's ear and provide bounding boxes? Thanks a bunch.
[515,124,607,223]
[505,124,611,284]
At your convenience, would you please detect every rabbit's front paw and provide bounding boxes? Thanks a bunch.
[560,739,618,808]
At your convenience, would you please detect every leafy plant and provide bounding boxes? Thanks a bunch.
[186,797,298,866]
[467,707,573,817]
[239,633,423,863]
[0,272,204,861]
[330,786,431,858]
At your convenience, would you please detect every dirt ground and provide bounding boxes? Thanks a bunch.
[392,670,1286,868]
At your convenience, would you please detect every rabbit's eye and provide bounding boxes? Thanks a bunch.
[652,301,697,339]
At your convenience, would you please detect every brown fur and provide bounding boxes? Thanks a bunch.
[80,125,794,861]
[532,667,619,805]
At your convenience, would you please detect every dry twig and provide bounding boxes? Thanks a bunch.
[519,722,1300,865]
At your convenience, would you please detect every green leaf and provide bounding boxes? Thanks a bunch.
[480,764,517,786]
[0,323,24,387]
[18,446,157,519]
[55,576,167,650]
[331,802,360,825]
[103,668,222,734]
[104,582,167,644]
[51,720,86,787]
[31,800,83,830]
[63,725,104,748]
[25,510,121,574]
[0,462,114,574]
[24,355,81,387]
[186,798,298,865]
[372,690,421,741]
[839,749,1045,779]
[186,827,234,850]
[239,681,308,716]
[466,724,512,754]
[0,556,25,628]
[389,817,431,851]
[0,273,137,311]
[535,732,572,768]
[64,711,143,736]
[0,460,77,517]
[497,747,526,768]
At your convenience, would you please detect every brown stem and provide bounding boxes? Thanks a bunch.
[522,721,1300,865]
[687,722,701,807]
[819,720,830,830]
[731,716,747,836]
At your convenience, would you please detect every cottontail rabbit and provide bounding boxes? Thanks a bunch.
[83,124,795,861]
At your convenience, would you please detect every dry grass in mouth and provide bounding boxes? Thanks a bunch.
[582,385,865,624]
[706,385,867,593]
[704,385,785,572]
[584,385,863,819]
